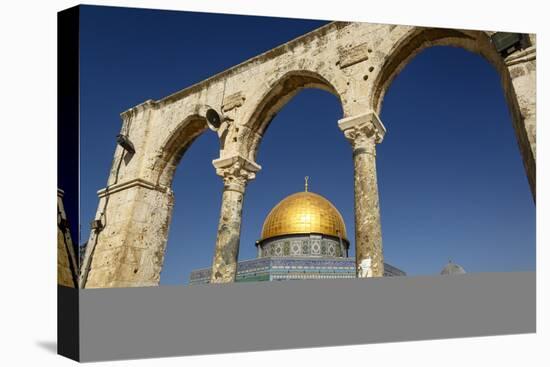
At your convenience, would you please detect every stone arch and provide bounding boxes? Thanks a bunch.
[370,27,536,199]
[242,69,344,161]
[152,114,209,188]
[83,22,535,288]
[82,108,215,288]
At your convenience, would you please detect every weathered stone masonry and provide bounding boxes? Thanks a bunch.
[339,112,386,277]
[58,189,78,287]
[80,21,536,288]
[210,155,260,283]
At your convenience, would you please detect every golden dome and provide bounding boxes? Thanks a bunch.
[260,191,348,241]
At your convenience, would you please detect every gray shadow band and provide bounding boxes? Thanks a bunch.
[78,272,535,362]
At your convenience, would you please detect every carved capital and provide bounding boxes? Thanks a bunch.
[213,155,261,193]
[338,112,386,152]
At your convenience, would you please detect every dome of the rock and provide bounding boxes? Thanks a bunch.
[260,191,348,241]
[189,182,408,284]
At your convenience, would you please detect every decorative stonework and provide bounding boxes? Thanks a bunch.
[338,42,372,68]
[213,155,261,193]
[339,111,386,152]
[258,234,348,259]
[222,91,246,112]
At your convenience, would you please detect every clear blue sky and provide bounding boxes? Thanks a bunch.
[79,5,535,285]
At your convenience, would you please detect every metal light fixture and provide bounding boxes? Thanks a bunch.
[491,32,525,57]
[116,134,135,154]
[206,108,222,131]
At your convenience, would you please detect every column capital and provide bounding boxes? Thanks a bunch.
[212,155,261,193]
[338,112,386,151]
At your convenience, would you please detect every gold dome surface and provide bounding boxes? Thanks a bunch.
[261,191,348,241]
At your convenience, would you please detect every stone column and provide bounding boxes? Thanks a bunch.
[338,112,386,277]
[210,155,261,283]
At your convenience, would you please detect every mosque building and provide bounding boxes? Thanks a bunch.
[440,261,467,275]
[190,178,406,284]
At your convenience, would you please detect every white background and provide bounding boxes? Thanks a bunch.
[0,0,547,365]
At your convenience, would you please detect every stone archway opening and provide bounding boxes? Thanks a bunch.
[158,125,223,285]
[206,70,350,283]
[152,116,209,188]
[239,87,352,264]
[244,70,343,162]
[371,28,536,201]
[375,44,535,274]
